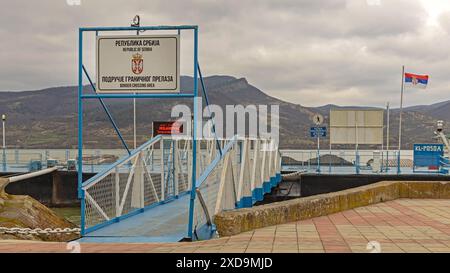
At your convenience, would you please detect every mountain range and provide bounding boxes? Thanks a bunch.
[0,75,448,149]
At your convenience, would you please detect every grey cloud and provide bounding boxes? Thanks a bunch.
[0,0,448,108]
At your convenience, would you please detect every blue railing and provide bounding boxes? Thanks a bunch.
[191,137,282,240]
[80,135,282,240]
[82,135,161,189]
[80,135,191,235]
[440,156,449,174]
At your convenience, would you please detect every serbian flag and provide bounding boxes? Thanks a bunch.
[404,73,429,89]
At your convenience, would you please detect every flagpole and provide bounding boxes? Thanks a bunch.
[398,65,405,174]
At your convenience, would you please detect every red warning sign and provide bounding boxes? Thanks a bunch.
[152,121,184,136]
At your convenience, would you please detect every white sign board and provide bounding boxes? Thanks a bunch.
[330,109,384,145]
[96,35,180,93]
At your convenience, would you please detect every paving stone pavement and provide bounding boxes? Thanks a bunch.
[1,199,450,253]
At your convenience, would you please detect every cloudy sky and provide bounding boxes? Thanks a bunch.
[1,0,450,107]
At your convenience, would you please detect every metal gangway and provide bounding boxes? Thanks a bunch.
[79,135,281,242]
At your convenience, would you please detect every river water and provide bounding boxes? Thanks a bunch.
[51,207,81,226]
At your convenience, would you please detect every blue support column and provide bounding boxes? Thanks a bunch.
[187,26,199,240]
[78,29,86,236]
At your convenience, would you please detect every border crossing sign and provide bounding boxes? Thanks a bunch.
[96,35,180,93]
[310,127,327,138]
[413,144,444,169]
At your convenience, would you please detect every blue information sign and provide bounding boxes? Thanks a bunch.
[413,143,444,168]
[310,127,327,138]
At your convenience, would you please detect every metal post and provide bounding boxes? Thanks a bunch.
[131,17,140,151]
[307,151,310,170]
[115,167,120,217]
[317,126,320,174]
[2,115,5,148]
[78,28,85,235]
[355,112,359,174]
[386,102,390,172]
[160,138,165,201]
[174,140,179,197]
[2,115,5,172]
[329,139,332,174]
[134,29,139,150]
[44,150,48,166]
[133,97,136,149]
[1,149,5,172]
[398,65,405,174]
[187,26,199,240]
[356,150,360,175]
[381,142,384,173]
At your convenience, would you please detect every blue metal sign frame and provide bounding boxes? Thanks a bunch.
[77,25,199,239]
[413,143,444,173]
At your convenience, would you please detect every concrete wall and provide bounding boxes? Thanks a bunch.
[299,174,450,197]
[265,174,450,203]
[215,181,450,237]
[4,171,95,207]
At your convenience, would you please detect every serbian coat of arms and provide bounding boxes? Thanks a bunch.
[131,53,143,74]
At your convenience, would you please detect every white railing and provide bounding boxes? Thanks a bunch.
[440,156,449,174]
[192,137,282,239]
[80,135,282,239]
[281,149,414,174]
[81,135,191,233]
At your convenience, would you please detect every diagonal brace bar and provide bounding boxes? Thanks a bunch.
[198,64,222,156]
[82,65,131,155]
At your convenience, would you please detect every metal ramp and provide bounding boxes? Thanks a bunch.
[79,135,282,242]
[79,194,190,242]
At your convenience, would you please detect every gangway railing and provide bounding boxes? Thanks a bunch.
[80,135,282,240]
[440,156,449,175]
[281,150,415,175]
[191,137,282,240]
[81,135,191,234]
